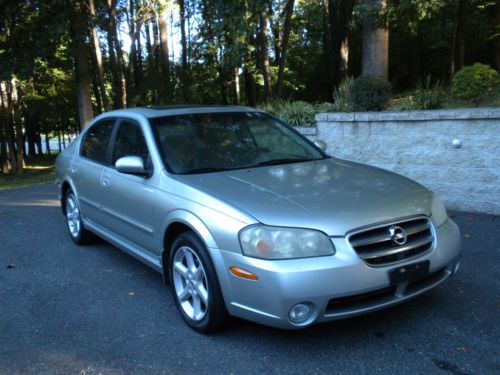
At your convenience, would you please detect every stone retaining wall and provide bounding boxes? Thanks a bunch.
[299,108,500,215]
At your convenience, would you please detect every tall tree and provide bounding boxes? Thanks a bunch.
[0,82,11,174]
[88,0,109,111]
[70,1,94,129]
[275,0,295,98]
[107,0,126,108]
[451,0,465,75]
[361,0,389,78]
[178,0,189,101]
[329,0,355,85]
[495,0,500,70]
[158,0,171,103]
[259,1,273,101]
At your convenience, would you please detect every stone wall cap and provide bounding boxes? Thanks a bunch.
[315,107,500,122]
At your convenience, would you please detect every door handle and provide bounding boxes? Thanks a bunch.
[102,176,111,187]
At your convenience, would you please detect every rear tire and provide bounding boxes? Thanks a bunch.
[169,231,229,333]
[65,190,95,245]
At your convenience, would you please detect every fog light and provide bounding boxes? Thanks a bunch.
[289,303,312,323]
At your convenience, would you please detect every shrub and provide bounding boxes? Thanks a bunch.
[279,100,317,126]
[260,100,317,126]
[398,76,446,110]
[332,77,354,112]
[451,63,500,103]
[315,102,336,113]
[350,75,392,111]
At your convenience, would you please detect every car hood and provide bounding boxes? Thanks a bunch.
[174,158,432,236]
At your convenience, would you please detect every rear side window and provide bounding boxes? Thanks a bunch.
[80,119,115,164]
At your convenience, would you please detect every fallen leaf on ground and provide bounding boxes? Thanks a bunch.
[457,346,471,354]
[6,264,15,269]
[463,234,470,239]
[128,291,135,296]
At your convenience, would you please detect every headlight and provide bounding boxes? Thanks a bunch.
[431,194,448,227]
[239,225,335,259]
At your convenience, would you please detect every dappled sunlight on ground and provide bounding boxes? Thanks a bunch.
[0,199,59,207]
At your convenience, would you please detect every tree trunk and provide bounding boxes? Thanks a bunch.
[45,133,51,155]
[70,4,94,130]
[178,0,188,102]
[0,135,7,174]
[26,129,37,157]
[90,54,103,113]
[276,0,295,98]
[0,83,9,174]
[35,133,42,156]
[259,2,273,101]
[233,67,240,105]
[244,67,257,107]
[495,0,500,70]
[75,39,94,129]
[451,0,465,75]
[322,0,334,100]
[2,81,17,172]
[158,0,171,104]
[126,0,142,105]
[330,0,354,84]
[89,0,109,111]
[361,0,389,78]
[107,0,126,108]
[10,79,24,175]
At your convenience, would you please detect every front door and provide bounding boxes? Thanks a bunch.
[100,118,158,255]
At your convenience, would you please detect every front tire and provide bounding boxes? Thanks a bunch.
[169,231,229,333]
[65,190,95,245]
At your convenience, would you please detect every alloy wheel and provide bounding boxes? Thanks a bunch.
[172,246,209,321]
[66,193,81,238]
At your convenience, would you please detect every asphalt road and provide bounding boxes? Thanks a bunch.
[0,184,499,375]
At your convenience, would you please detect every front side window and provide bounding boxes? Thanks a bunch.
[80,119,115,164]
[150,112,324,174]
[111,119,150,166]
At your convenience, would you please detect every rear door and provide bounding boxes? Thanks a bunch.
[72,118,116,226]
[99,118,158,254]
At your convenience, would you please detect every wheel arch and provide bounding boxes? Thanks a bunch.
[60,179,77,215]
[160,210,219,284]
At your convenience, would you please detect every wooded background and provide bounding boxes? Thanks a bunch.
[0,0,498,175]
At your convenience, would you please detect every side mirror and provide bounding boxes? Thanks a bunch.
[115,156,148,176]
[314,140,327,152]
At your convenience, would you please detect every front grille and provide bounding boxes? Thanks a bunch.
[348,217,434,266]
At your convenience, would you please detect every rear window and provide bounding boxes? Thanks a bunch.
[80,119,115,164]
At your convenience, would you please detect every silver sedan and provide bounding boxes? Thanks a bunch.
[55,106,462,332]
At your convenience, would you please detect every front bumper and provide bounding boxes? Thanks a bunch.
[209,218,462,329]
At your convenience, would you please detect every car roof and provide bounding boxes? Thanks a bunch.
[105,105,261,119]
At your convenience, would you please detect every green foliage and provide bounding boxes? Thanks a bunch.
[391,76,446,110]
[411,76,446,109]
[261,100,317,126]
[350,75,392,111]
[451,63,500,103]
[315,102,336,113]
[332,77,354,112]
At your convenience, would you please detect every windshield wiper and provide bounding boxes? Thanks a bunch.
[255,158,316,167]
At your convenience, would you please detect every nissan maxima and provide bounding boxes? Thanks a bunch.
[55,106,462,332]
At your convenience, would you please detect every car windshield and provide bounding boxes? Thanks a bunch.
[149,111,325,174]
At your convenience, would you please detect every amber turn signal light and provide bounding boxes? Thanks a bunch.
[229,266,259,280]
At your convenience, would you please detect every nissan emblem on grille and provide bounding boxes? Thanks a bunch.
[389,225,408,245]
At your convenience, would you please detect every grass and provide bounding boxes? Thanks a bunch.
[0,156,56,190]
